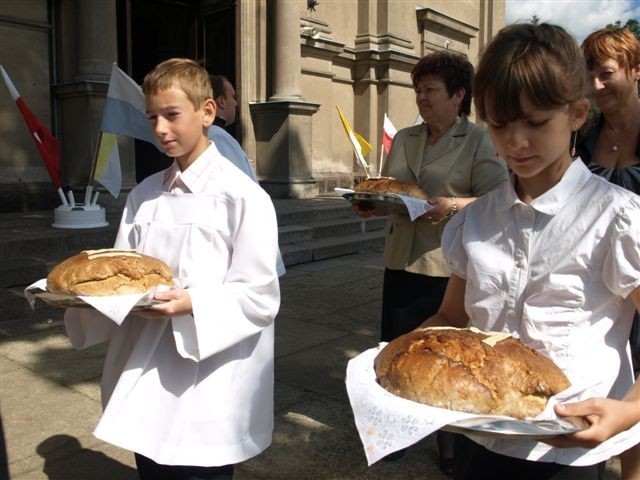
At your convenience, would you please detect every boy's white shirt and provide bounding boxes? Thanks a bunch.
[443,159,640,465]
[64,142,281,466]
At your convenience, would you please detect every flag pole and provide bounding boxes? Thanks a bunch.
[379,142,385,177]
[57,187,69,206]
[85,130,103,205]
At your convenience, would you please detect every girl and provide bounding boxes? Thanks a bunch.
[420,23,640,479]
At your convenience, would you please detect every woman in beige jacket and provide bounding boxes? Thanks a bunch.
[354,51,507,473]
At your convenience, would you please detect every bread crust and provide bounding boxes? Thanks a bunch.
[374,328,570,419]
[47,249,173,296]
[354,177,429,200]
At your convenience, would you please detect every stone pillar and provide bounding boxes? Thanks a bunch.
[55,0,134,209]
[76,0,115,81]
[251,101,319,198]
[269,0,303,101]
[251,0,319,198]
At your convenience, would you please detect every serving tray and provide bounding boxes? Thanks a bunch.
[34,291,163,311]
[343,191,408,214]
[443,415,589,440]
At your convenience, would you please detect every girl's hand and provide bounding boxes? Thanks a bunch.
[544,397,639,448]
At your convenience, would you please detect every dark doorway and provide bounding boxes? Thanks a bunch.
[116,0,236,182]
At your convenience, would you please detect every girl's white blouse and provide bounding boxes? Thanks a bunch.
[443,159,640,465]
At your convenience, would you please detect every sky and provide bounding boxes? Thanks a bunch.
[505,0,640,41]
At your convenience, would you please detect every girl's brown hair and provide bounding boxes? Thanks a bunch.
[142,58,212,109]
[473,23,588,124]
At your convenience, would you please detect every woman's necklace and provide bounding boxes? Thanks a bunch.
[601,115,640,153]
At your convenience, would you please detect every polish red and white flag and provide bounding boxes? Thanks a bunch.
[0,65,61,190]
[382,113,397,154]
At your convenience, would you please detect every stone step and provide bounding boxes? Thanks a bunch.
[274,199,354,226]
[281,230,385,267]
[0,222,119,258]
[278,216,385,245]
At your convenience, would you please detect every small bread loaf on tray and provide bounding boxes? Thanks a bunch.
[47,249,173,296]
[354,177,429,200]
[374,328,570,419]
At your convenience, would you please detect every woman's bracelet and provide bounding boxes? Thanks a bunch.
[429,196,457,224]
[449,196,457,216]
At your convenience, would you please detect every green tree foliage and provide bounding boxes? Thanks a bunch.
[606,19,640,40]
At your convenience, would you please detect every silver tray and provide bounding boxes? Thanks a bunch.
[34,291,164,311]
[443,416,589,440]
[343,192,408,214]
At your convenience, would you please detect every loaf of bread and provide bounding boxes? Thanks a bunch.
[374,328,570,419]
[47,249,173,296]
[354,177,429,200]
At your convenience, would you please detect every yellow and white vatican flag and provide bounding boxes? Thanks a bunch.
[89,64,161,199]
[91,132,121,199]
[336,106,372,177]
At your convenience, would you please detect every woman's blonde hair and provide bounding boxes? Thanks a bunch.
[142,58,212,109]
[473,23,588,123]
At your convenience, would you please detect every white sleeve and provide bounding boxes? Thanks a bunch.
[603,197,640,298]
[64,307,117,349]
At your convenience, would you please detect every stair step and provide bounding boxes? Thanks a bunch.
[278,215,385,246]
[275,200,354,226]
[281,230,385,267]
[0,224,118,258]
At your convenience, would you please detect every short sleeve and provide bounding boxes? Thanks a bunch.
[442,207,469,278]
[602,197,640,298]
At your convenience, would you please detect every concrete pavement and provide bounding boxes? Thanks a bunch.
[0,250,622,479]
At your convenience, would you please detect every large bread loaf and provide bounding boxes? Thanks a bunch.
[374,328,570,419]
[47,249,173,296]
[354,177,429,200]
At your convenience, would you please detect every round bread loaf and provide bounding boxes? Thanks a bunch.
[47,249,173,296]
[374,328,570,419]
[354,177,429,200]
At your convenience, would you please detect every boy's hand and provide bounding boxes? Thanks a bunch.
[134,288,193,319]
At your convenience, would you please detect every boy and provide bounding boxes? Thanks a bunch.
[64,58,280,479]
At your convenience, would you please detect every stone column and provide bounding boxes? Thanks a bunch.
[55,0,133,211]
[269,0,303,101]
[76,0,114,81]
[250,0,319,198]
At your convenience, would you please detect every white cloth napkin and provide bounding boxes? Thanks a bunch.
[345,344,598,465]
[397,194,434,221]
[24,279,173,325]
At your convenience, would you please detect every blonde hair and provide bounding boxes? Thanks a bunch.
[582,27,640,76]
[142,58,212,109]
[473,23,588,123]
